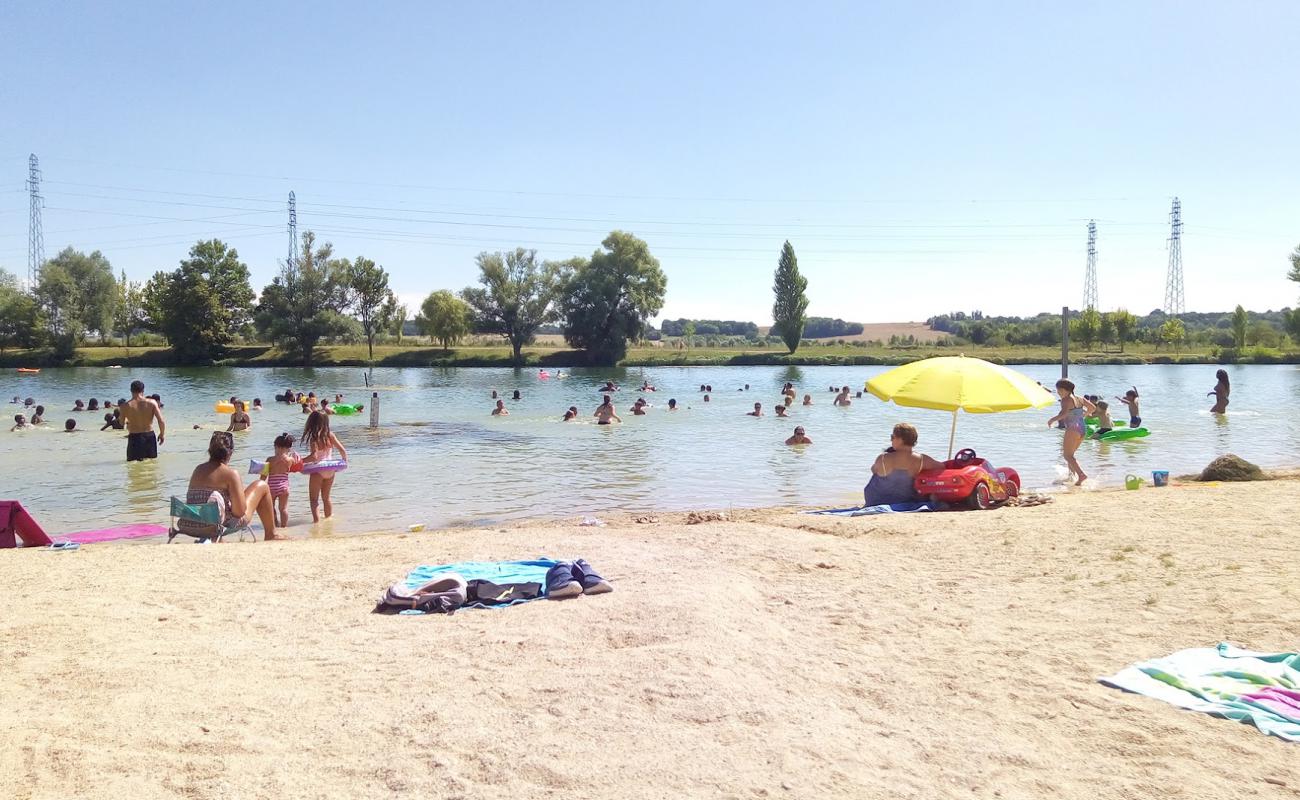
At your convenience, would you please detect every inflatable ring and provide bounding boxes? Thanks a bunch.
[215,401,236,414]
[331,403,358,415]
[1087,426,1150,441]
[301,459,348,474]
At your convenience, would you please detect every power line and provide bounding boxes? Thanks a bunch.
[1164,198,1185,315]
[27,154,44,287]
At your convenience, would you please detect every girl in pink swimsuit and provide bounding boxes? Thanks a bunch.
[264,432,300,528]
[300,411,348,523]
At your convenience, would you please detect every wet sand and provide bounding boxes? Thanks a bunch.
[2,479,1298,799]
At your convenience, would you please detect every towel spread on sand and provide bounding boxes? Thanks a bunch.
[1100,642,1300,742]
[403,559,559,609]
[805,502,935,517]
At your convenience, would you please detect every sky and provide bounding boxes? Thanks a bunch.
[2,1,1299,325]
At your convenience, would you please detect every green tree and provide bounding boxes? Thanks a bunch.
[557,231,667,364]
[416,289,471,351]
[1231,305,1248,349]
[146,240,257,363]
[34,247,118,349]
[391,304,408,343]
[1289,244,1300,285]
[682,320,696,348]
[771,240,809,354]
[1098,313,1116,350]
[255,231,355,366]
[1071,307,1102,348]
[1247,319,1280,348]
[1160,318,1186,353]
[1109,309,1137,352]
[346,256,396,364]
[0,268,43,352]
[1285,308,1300,342]
[460,248,560,364]
[114,270,146,348]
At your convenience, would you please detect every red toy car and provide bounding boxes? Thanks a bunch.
[913,448,1021,510]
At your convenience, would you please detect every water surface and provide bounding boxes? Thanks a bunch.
[3,364,1294,535]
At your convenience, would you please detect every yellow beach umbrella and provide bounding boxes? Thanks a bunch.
[866,355,1055,457]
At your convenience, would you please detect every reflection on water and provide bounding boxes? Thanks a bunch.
[2,364,1298,536]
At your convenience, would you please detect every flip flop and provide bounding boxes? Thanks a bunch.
[46,541,80,551]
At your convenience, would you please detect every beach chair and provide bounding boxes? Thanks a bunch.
[167,495,255,543]
[0,500,53,548]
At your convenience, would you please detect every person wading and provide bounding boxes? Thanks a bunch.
[123,379,166,462]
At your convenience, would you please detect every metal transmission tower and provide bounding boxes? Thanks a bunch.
[27,154,45,288]
[1083,220,1098,311]
[1163,197,1184,316]
[287,191,299,268]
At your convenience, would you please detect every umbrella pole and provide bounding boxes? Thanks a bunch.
[947,410,958,459]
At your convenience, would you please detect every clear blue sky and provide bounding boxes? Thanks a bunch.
[2,1,1298,324]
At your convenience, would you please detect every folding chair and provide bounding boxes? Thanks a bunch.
[167,496,256,543]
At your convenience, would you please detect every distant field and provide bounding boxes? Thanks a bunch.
[757,322,946,343]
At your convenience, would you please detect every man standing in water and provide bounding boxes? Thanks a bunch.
[123,380,166,462]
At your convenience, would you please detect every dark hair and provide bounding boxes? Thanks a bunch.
[35,405,44,414]
[1055,379,1075,393]
[1216,369,1229,385]
[65,419,76,431]
[1125,387,1139,398]
[668,398,676,406]
[253,398,261,404]
[88,399,99,409]
[130,380,145,394]
[104,413,114,422]
[892,423,919,447]
[208,431,234,464]
[300,410,330,450]
[274,432,295,449]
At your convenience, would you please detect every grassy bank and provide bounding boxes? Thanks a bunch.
[3,341,1297,369]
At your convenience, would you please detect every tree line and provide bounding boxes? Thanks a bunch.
[0,230,672,366]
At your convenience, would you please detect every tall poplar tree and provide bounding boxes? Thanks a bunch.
[771,240,809,354]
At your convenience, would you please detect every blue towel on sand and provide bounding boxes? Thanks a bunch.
[805,502,935,517]
[1101,642,1300,742]
[404,559,559,608]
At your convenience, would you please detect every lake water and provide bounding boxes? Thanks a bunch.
[2,364,1296,536]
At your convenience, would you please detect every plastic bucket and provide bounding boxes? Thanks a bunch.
[1152,470,1169,488]
[1125,474,1143,490]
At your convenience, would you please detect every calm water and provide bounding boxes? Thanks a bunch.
[2,364,1296,536]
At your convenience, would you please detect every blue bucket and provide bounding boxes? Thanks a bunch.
[1152,470,1169,488]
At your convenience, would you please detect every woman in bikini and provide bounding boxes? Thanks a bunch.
[227,400,252,432]
[185,431,279,539]
[1046,379,1097,486]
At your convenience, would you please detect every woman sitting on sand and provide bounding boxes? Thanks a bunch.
[863,423,942,506]
[183,431,279,540]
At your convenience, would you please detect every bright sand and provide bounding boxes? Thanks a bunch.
[2,479,1298,799]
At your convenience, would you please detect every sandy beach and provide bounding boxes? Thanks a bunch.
[2,479,1298,800]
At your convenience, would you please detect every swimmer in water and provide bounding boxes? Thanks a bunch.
[1208,369,1230,414]
[227,400,252,432]
[562,406,579,421]
[630,398,648,415]
[802,394,812,406]
[1115,387,1141,428]
[747,402,763,417]
[593,395,622,425]
[492,399,509,416]
[703,394,710,403]
[785,426,812,446]
[667,398,678,411]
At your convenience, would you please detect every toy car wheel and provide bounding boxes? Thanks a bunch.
[1006,481,1019,498]
[969,482,993,510]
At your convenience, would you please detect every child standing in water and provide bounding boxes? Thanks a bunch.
[1115,387,1141,428]
[300,411,348,522]
[1046,379,1096,485]
[1208,370,1230,414]
[265,432,300,528]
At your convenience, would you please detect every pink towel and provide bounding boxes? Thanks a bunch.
[62,524,168,544]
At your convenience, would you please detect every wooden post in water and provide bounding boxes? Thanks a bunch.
[369,391,379,428]
[1060,306,1070,379]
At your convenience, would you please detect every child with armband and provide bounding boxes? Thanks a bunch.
[265,432,302,528]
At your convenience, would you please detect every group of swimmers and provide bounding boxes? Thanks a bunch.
[274,389,360,417]
[9,391,165,434]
